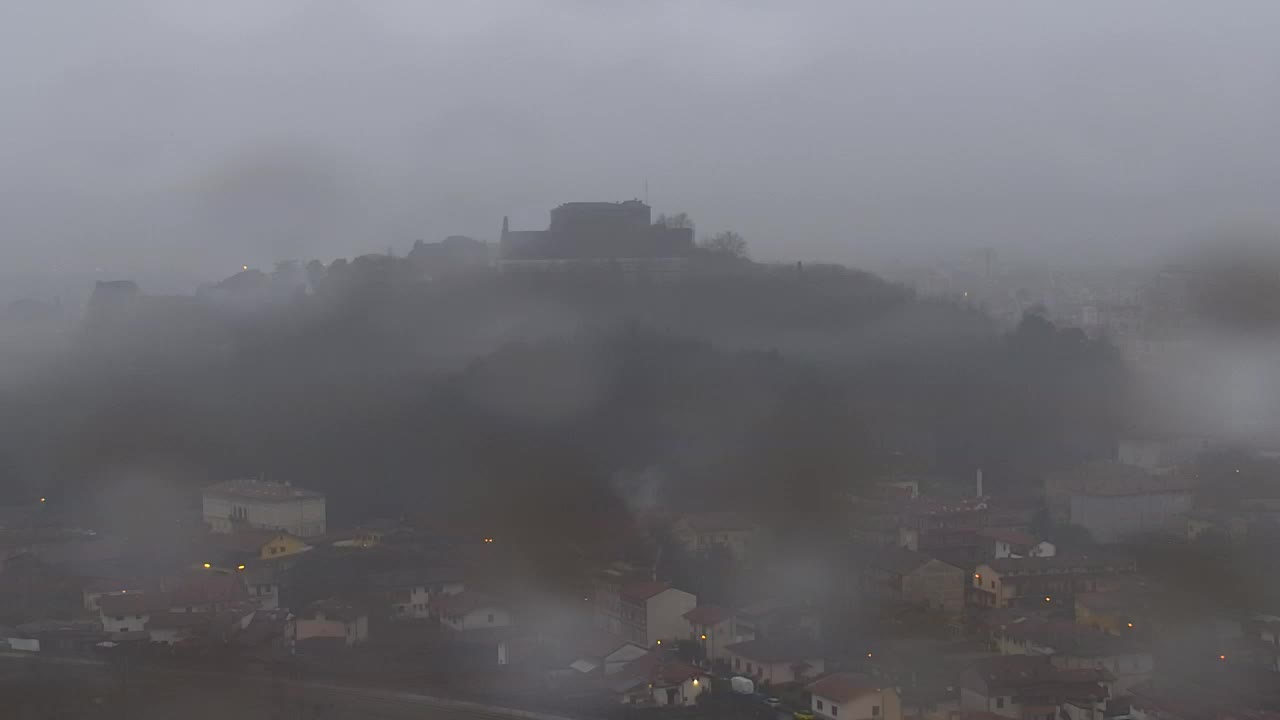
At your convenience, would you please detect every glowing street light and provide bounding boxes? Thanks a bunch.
[700,634,707,641]
[202,563,212,569]
[39,497,46,503]
[237,564,246,571]
[1044,596,1052,603]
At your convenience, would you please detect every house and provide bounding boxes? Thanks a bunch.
[1045,462,1194,543]
[683,604,732,663]
[1183,509,1249,543]
[898,527,986,569]
[970,554,1136,610]
[994,620,1153,692]
[672,512,759,563]
[166,573,248,614]
[98,592,168,634]
[202,478,326,538]
[82,578,155,612]
[959,655,1110,720]
[372,567,465,619]
[240,561,282,610]
[977,529,1056,561]
[205,529,311,568]
[608,649,708,707]
[807,672,903,720]
[292,599,368,647]
[732,598,822,643]
[432,591,511,631]
[597,580,695,647]
[145,611,226,646]
[565,630,648,675]
[867,546,966,616]
[724,635,825,686]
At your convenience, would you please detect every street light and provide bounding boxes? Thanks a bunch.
[202,563,212,569]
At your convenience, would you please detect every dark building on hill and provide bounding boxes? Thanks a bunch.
[500,201,695,261]
[408,235,490,275]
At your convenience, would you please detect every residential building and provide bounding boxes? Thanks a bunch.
[597,580,696,647]
[241,561,281,610]
[994,620,1153,692]
[866,546,966,615]
[373,567,465,619]
[608,649,708,707]
[202,478,326,538]
[432,591,511,632]
[292,599,368,647]
[807,672,903,720]
[205,529,311,568]
[978,528,1056,560]
[1045,462,1194,543]
[959,655,1110,720]
[565,631,648,676]
[732,598,822,643]
[971,554,1136,610]
[98,592,167,634]
[683,604,732,663]
[672,511,759,564]
[724,635,825,685]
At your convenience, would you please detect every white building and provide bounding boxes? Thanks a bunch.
[807,673,902,720]
[202,478,326,538]
[433,591,512,631]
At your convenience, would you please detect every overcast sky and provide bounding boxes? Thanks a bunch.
[3,1,1279,284]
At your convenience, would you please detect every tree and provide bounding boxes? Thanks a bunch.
[700,231,748,259]
[656,212,694,230]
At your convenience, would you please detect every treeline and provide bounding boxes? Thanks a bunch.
[0,255,1127,558]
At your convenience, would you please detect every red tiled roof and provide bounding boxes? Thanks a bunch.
[98,591,168,616]
[615,649,704,688]
[683,605,731,626]
[807,673,882,703]
[431,591,503,617]
[620,580,670,603]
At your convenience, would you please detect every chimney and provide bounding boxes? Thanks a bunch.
[976,469,984,498]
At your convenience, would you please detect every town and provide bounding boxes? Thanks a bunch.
[0,200,1277,720]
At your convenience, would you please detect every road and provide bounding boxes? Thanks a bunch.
[0,651,587,720]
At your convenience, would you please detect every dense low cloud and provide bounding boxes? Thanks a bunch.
[3,1,1280,292]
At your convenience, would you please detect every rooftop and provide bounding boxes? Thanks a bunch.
[977,528,1040,547]
[431,590,504,617]
[807,672,883,703]
[619,580,672,603]
[724,634,823,663]
[682,605,731,626]
[1046,461,1195,497]
[984,552,1135,575]
[203,478,323,501]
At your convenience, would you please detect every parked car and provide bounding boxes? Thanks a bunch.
[765,698,782,709]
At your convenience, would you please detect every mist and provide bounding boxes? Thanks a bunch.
[5,1,1280,289]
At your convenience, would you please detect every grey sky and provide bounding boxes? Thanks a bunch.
[3,1,1279,282]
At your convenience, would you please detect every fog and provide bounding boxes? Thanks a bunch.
[5,1,1280,289]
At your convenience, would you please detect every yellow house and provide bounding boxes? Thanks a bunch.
[207,529,312,568]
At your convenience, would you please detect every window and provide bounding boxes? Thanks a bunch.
[135,614,143,620]
[116,615,125,622]
[872,705,880,716]
[832,705,839,716]
[996,698,1004,709]
[816,700,824,710]
[735,658,741,670]
[746,662,753,673]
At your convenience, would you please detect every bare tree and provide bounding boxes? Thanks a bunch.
[700,230,749,259]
